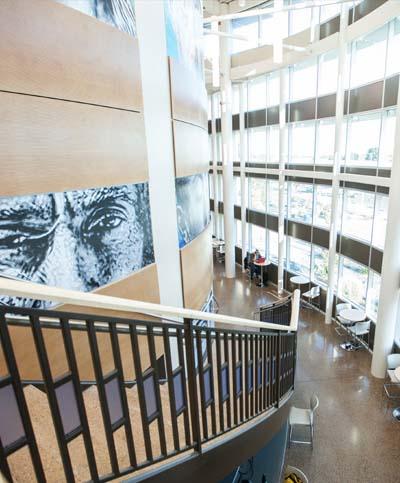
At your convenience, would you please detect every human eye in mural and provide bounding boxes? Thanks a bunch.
[55,0,136,37]
[0,183,154,308]
[175,173,210,248]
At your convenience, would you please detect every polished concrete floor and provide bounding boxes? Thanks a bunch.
[214,261,400,483]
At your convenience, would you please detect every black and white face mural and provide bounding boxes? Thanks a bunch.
[56,0,136,37]
[176,173,210,249]
[0,183,154,308]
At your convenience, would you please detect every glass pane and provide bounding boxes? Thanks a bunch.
[236,219,244,247]
[288,182,313,224]
[248,127,266,163]
[314,184,332,229]
[267,125,280,164]
[235,176,241,205]
[338,257,368,307]
[267,179,279,215]
[289,1,311,35]
[267,71,280,107]
[345,113,381,168]
[366,271,381,321]
[290,121,315,164]
[318,50,338,96]
[105,376,124,425]
[320,4,341,23]
[379,109,396,168]
[268,230,285,264]
[372,193,388,250]
[250,178,266,211]
[232,17,259,54]
[288,237,311,276]
[342,189,374,243]
[291,58,317,102]
[350,25,388,89]
[251,225,266,256]
[317,119,335,165]
[248,76,266,111]
[260,12,288,46]
[173,371,185,413]
[387,17,400,77]
[312,245,329,286]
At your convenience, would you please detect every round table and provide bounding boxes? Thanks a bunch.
[290,275,310,286]
[340,309,365,323]
[339,309,365,351]
[253,260,270,288]
[393,367,400,421]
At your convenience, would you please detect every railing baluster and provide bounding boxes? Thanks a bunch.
[59,317,99,482]
[162,327,180,451]
[86,320,119,476]
[238,333,244,423]
[244,334,249,420]
[195,330,208,440]
[250,334,255,418]
[224,333,232,429]
[183,319,202,453]
[0,313,45,483]
[146,325,167,456]
[109,323,137,467]
[276,333,282,407]
[129,325,153,462]
[206,330,217,437]
[30,315,75,482]
[263,335,267,411]
[176,328,191,448]
[215,331,224,432]
[231,332,238,426]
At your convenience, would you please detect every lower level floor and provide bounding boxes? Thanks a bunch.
[213,261,400,482]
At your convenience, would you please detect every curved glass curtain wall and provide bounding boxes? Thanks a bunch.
[209,15,400,328]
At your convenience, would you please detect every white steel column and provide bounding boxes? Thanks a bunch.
[239,82,247,270]
[135,1,183,310]
[211,94,219,238]
[219,19,235,278]
[277,68,287,295]
[371,80,400,378]
[324,5,348,324]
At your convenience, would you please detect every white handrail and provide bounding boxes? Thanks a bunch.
[0,278,299,332]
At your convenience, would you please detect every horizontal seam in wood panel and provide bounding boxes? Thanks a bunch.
[171,117,208,132]
[0,89,141,114]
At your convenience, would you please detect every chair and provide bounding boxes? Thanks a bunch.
[335,303,352,336]
[302,286,320,310]
[288,394,319,449]
[384,354,400,400]
[347,320,370,350]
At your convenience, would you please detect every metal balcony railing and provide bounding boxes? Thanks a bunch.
[0,279,299,483]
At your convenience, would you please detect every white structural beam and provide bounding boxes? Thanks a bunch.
[277,68,287,295]
[324,4,349,325]
[371,80,400,378]
[239,82,247,270]
[220,19,236,278]
[135,1,183,310]
[211,95,219,238]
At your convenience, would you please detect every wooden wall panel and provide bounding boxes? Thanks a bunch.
[0,0,142,111]
[169,59,208,129]
[181,223,213,310]
[173,120,209,178]
[0,92,148,197]
[59,264,160,319]
[2,265,162,380]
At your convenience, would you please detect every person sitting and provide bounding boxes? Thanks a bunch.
[249,249,261,281]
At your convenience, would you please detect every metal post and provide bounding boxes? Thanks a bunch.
[184,318,202,452]
[325,4,349,324]
[239,82,247,270]
[219,19,236,278]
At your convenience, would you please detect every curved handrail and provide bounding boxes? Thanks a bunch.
[0,277,299,332]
